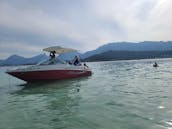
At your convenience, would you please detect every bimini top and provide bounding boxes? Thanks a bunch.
[43,46,77,54]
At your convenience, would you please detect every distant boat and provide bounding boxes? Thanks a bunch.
[6,46,92,82]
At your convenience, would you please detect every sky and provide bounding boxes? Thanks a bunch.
[0,0,172,59]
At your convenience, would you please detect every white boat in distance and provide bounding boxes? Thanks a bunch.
[6,46,92,82]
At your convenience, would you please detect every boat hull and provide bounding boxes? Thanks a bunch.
[7,69,92,82]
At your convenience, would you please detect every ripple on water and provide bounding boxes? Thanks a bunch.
[106,100,125,107]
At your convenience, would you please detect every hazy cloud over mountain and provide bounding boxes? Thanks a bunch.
[0,0,172,59]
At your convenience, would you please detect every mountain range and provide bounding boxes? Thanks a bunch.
[1,41,172,66]
[84,50,172,62]
[0,54,48,66]
[82,41,172,58]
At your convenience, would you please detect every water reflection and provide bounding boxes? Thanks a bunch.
[7,78,90,129]
[14,77,90,94]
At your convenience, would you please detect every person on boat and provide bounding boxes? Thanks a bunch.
[153,62,158,67]
[49,51,56,64]
[73,55,81,66]
[84,63,88,68]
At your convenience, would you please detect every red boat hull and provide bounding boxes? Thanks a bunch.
[7,69,92,82]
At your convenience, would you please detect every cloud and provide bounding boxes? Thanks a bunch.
[0,0,172,59]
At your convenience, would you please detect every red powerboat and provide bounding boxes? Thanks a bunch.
[6,46,92,82]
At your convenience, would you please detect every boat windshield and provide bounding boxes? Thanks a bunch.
[37,58,66,65]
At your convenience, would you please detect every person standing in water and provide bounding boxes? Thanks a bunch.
[153,62,159,67]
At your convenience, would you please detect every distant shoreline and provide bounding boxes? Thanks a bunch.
[84,50,172,62]
[84,57,172,63]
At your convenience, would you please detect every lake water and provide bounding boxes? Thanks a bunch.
[0,59,172,129]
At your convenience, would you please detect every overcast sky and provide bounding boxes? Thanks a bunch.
[0,0,172,59]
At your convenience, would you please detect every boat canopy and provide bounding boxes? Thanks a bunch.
[43,46,77,54]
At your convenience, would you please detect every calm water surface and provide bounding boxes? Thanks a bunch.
[0,59,172,129]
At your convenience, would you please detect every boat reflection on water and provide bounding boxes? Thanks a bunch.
[11,78,89,128]
[15,76,91,94]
